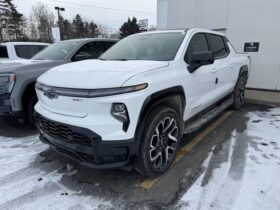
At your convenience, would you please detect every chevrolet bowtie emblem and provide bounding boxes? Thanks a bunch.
[43,90,58,100]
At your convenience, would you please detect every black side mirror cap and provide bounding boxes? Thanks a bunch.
[188,51,214,72]
[190,51,214,65]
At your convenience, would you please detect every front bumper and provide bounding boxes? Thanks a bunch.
[0,94,22,117]
[0,94,12,112]
[34,112,139,169]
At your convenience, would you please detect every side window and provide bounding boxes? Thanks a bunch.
[185,33,209,64]
[222,36,230,54]
[103,42,116,51]
[206,34,228,59]
[72,42,104,62]
[0,46,8,58]
[15,45,47,59]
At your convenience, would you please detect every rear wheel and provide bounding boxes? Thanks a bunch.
[232,74,247,110]
[135,106,182,177]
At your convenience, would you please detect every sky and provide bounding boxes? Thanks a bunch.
[13,0,157,32]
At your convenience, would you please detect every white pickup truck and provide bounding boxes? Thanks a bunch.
[0,42,49,64]
[34,29,250,177]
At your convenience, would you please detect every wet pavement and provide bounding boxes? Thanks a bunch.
[0,103,279,210]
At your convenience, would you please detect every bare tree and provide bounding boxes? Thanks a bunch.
[28,14,38,41]
[30,3,54,42]
[97,24,110,38]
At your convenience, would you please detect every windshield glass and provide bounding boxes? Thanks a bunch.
[100,32,186,61]
[32,41,80,60]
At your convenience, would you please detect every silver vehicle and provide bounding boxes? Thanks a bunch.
[0,38,118,125]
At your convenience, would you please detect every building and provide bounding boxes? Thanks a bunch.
[157,0,280,103]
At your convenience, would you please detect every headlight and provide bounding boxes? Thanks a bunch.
[0,73,16,94]
[111,103,130,132]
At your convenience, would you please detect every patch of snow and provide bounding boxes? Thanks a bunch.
[0,134,111,210]
[177,108,280,210]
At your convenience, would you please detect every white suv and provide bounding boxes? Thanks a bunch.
[34,29,250,177]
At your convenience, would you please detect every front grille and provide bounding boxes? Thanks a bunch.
[35,114,92,147]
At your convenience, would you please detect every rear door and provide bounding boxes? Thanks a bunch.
[205,33,232,100]
[184,33,218,116]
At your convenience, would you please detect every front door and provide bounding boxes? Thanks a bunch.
[184,33,218,118]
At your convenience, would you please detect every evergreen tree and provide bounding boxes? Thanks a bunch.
[119,17,139,39]
[72,14,86,38]
[61,18,73,40]
[88,21,98,38]
[0,0,26,41]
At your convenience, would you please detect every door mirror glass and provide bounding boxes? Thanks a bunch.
[188,51,214,73]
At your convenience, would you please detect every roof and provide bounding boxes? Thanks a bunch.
[131,28,226,37]
[60,38,119,43]
[0,42,50,46]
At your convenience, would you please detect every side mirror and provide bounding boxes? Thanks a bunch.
[73,52,92,62]
[188,51,214,73]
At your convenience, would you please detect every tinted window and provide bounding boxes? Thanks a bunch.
[15,45,48,59]
[0,46,8,58]
[100,32,186,61]
[103,42,116,51]
[206,34,228,58]
[32,41,80,60]
[73,42,106,61]
[185,33,209,64]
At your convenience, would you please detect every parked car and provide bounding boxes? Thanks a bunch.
[0,38,118,124]
[0,42,49,64]
[34,29,250,177]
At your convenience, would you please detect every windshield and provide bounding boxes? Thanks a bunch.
[32,41,80,60]
[100,32,186,61]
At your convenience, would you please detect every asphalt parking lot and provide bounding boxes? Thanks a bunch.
[0,102,279,210]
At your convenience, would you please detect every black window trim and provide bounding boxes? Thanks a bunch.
[205,33,230,60]
[184,32,210,64]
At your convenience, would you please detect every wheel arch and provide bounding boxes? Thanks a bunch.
[135,86,186,138]
[239,65,249,80]
[234,65,249,89]
[21,81,37,110]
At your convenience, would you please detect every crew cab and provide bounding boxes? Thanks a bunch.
[0,42,49,64]
[0,38,117,124]
[34,29,250,177]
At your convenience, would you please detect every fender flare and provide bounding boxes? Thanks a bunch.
[134,86,186,143]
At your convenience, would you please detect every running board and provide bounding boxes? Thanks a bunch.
[184,97,234,134]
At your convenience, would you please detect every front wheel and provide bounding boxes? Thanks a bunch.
[24,94,38,127]
[135,106,182,177]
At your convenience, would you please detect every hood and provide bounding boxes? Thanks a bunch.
[38,59,169,89]
[0,60,65,75]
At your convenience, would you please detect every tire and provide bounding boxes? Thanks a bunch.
[135,106,182,177]
[232,73,247,110]
[24,94,38,127]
